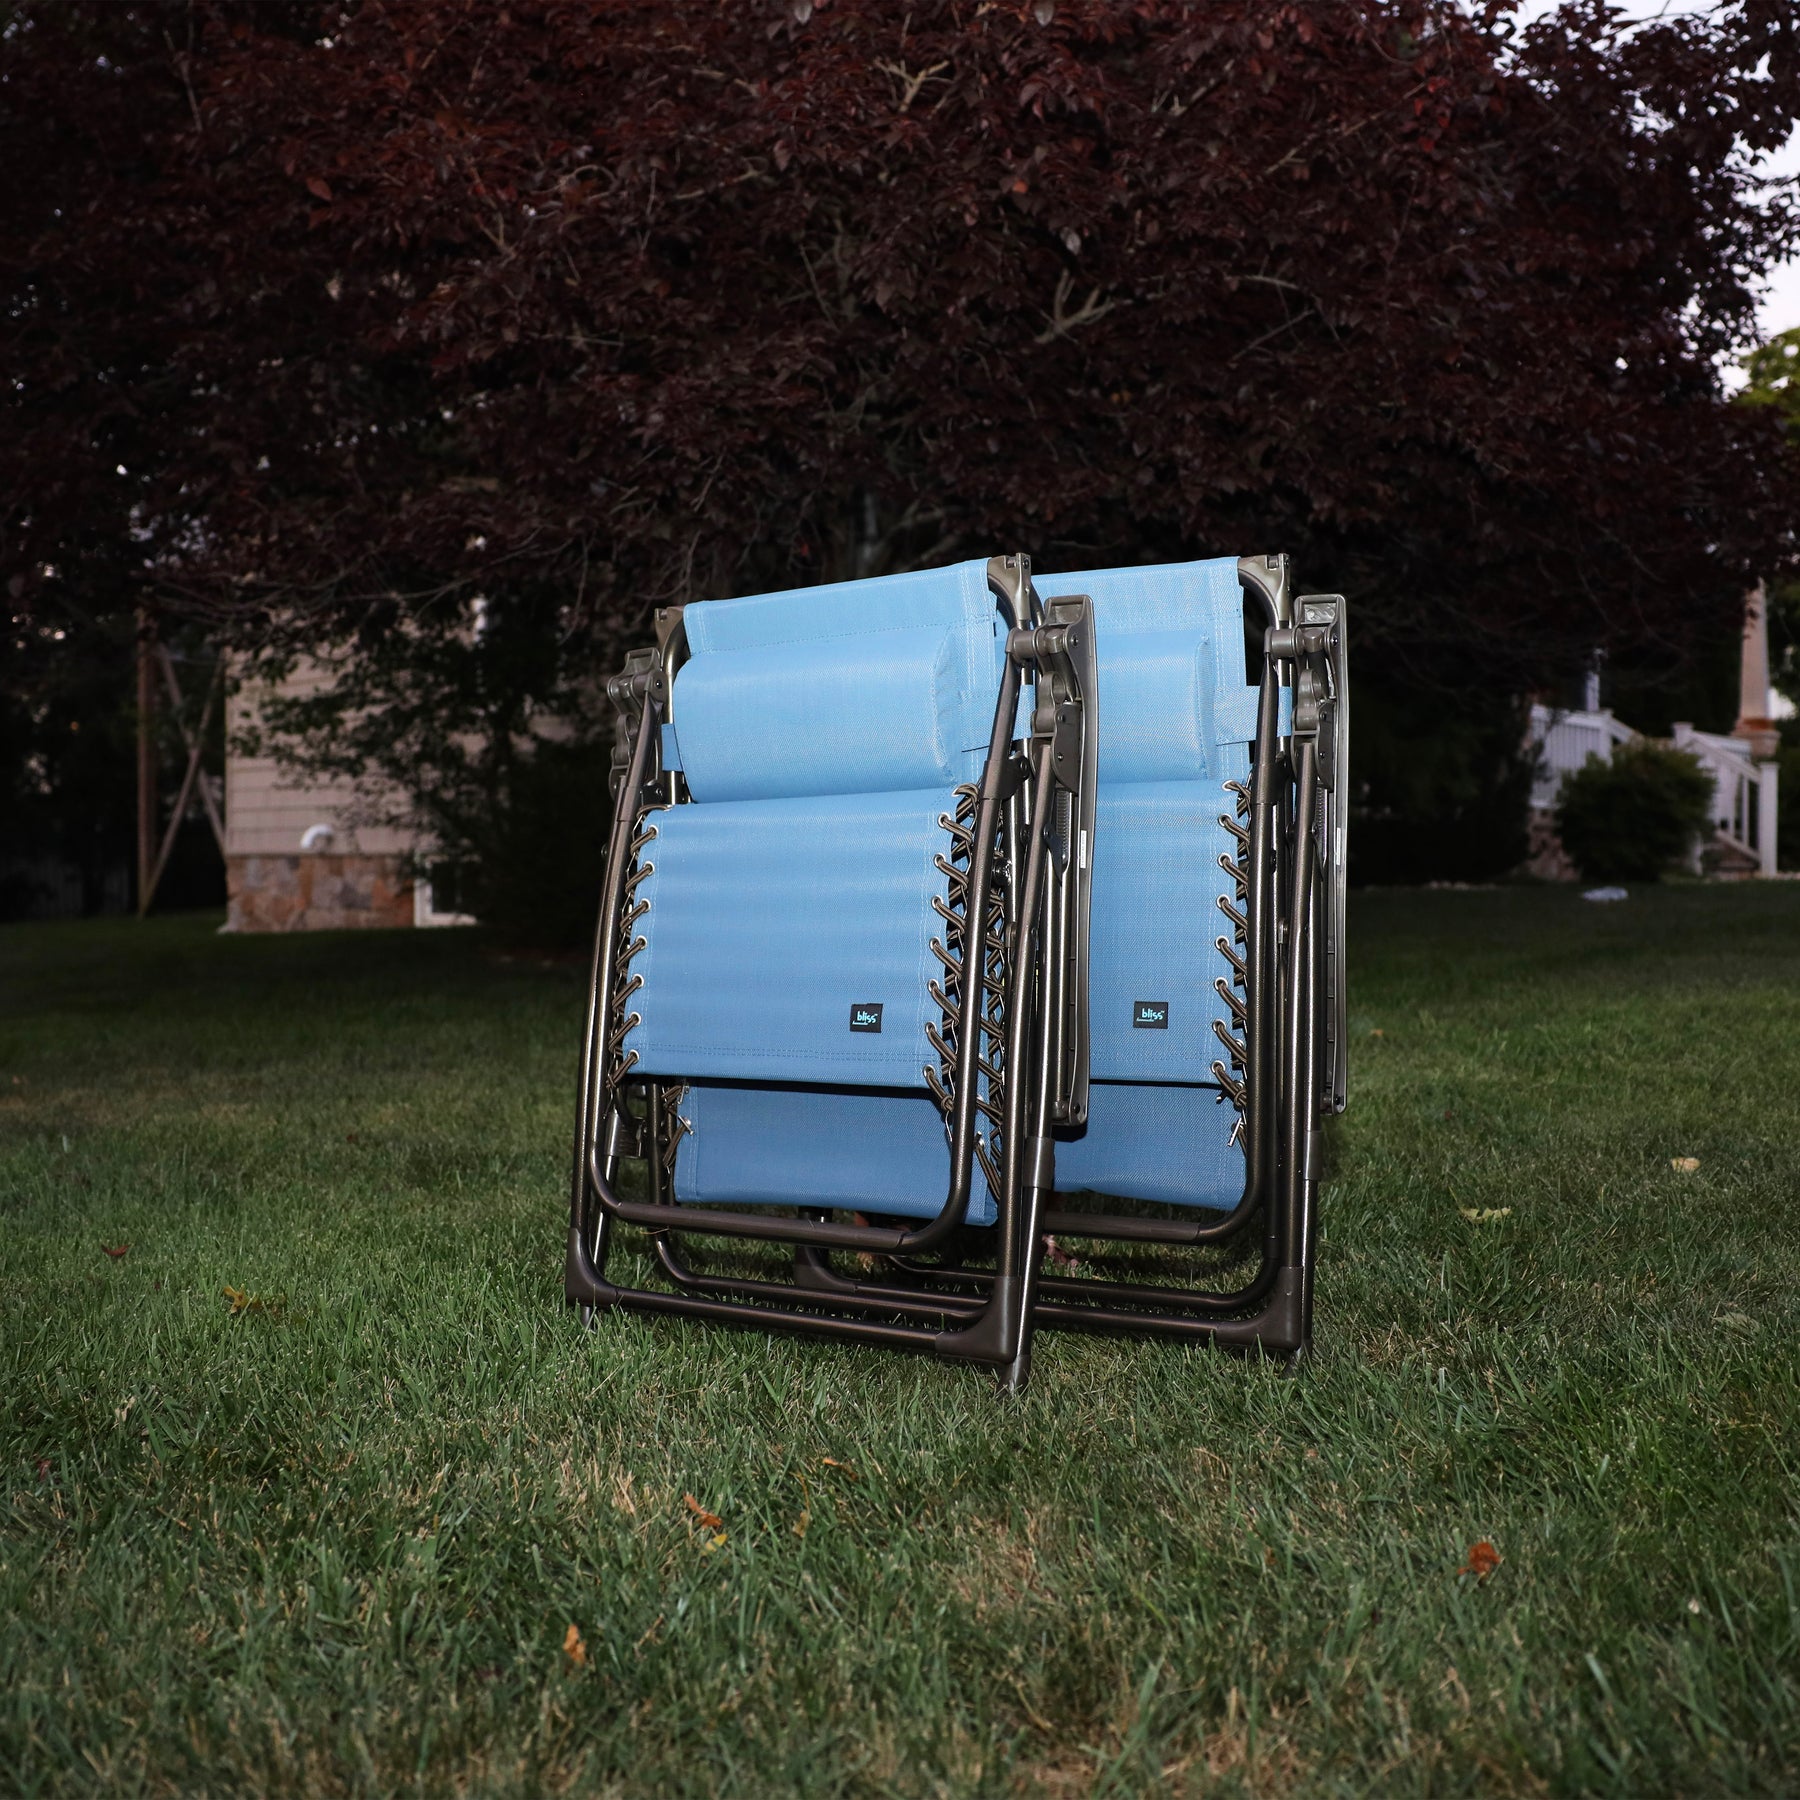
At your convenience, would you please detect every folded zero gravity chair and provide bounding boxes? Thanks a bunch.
[566,552,1347,1388]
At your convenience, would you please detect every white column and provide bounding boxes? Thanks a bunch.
[1758,760,1780,878]
[1735,583,1781,761]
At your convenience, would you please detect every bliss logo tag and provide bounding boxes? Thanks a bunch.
[849,1003,884,1033]
[1133,1000,1169,1029]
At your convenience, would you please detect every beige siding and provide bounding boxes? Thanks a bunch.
[225,658,416,860]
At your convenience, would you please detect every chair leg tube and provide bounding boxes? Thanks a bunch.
[937,738,1056,1371]
[1000,745,1059,1391]
[566,672,662,1312]
[1272,734,1321,1356]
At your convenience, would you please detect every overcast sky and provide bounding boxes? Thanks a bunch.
[1513,0,1800,346]
[1746,128,1800,339]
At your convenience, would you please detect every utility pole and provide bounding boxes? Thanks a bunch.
[136,608,157,915]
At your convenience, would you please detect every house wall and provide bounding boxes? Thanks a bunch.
[223,659,418,932]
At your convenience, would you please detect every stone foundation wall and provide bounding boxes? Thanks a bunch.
[225,854,414,932]
[1523,808,1577,882]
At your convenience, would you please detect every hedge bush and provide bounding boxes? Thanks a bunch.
[1554,740,1714,882]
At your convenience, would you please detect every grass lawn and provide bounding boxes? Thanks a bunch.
[2,888,1798,1797]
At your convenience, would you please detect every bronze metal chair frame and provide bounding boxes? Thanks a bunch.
[565,555,1346,1389]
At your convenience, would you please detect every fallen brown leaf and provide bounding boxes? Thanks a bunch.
[683,1492,722,1529]
[1459,1540,1501,1581]
[223,1285,286,1318]
[562,1623,587,1668]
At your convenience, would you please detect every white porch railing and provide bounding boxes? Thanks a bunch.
[1527,704,1635,812]
[1672,724,1780,877]
[1527,706,1781,877]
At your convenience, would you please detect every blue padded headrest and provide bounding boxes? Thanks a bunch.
[1036,557,1258,781]
[670,560,1007,802]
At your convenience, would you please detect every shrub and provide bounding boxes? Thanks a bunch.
[459,736,614,947]
[1348,682,1535,884]
[1554,741,1714,882]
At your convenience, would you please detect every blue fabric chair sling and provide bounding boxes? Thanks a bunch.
[567,552,1348,1387]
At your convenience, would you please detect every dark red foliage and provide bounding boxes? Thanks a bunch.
[6,1,1800,690]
